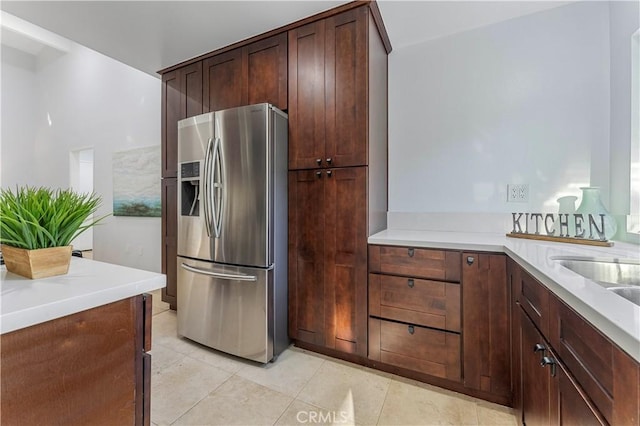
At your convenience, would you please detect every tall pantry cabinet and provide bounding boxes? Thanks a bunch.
[288,5,389,357]
[161,63,202,309]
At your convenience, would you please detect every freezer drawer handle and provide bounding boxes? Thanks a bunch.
[180,263,257,281]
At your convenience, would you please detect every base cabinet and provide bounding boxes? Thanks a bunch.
[161,178,177,309]
[511,261,639,426]
[462,253,510,400]
[288,167,368,356]
[1,295,153,425]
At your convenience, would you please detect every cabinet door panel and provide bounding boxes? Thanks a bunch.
[325,7,368,167]
[288,171,325,345]
[521,310,552,426]
[288,21,326,170]
[462,253,510,399]
[247,33,287,110]
[323,167,367,355]
[162,63,203,179]
[550,297,614,423]
[161,178,177,309]
[183,62,203,119]
[162,71,181,178]
[557,362,606,426]
[203,49,245,113]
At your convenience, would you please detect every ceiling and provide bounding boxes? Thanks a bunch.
[0,1,573,77]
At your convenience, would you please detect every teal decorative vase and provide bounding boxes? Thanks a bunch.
[574,187,617,240]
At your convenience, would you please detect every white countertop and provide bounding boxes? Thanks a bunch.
[369,229,640,362]
[1,257,166,334]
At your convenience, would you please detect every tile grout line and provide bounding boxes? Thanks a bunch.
[168,373,235,426]
[373,376,393,426]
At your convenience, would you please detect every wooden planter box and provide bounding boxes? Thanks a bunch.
[2,245,72,279]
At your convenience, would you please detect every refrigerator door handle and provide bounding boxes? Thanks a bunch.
[211,136,223,238]
[180,262,257,282]
[203,137,214,237]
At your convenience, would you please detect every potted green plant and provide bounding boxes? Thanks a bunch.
[0,186,108,279]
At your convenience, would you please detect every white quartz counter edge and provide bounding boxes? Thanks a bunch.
[369,229,640,362]
[1,257,166,334]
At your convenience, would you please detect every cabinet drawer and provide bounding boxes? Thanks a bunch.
[369,245,461,282]
[369,318,461,381]
[369,273,460,332]
[516,268,550,336]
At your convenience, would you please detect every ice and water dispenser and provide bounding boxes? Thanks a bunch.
[180,161,201,217]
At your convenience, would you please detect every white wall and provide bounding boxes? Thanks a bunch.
[609,0,640,242]
[388,1,611,215]
[1,40,162,272]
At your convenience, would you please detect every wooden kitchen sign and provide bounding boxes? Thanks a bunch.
[506,213,614,247]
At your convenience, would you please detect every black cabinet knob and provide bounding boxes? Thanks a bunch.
[466,256,475,266]
[326,170,332,177]
[407,279,414,288]
[408,325,415,335]
[316,158,322,165]
[316,171,322,178]
[533,343,546,353]
[326,158,332,164]
[408,248,415,257]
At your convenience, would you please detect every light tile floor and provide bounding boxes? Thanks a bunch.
[149,293,517,426]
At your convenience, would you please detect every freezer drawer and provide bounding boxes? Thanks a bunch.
[177,257,274,363]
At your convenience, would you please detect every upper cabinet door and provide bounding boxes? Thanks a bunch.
[288,7,370,170]
[247,33,288,111]
[161,62,202,178]
[325,7,368,168]
[288,20,326,170]
[203,49,245,113]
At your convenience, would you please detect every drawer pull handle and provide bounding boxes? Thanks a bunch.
[408,325,415,335]
[533,343,546,353]
[407,279,414,288]
[541,356,557,377]
[408,248,415,257]
[466,256,475,265]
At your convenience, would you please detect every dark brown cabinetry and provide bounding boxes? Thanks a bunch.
[288,167,368,356]
[161,62,203,178]
[161,178,177,309]
[368,246,462,382]
[161,63,201,308]
[511,262,640,426]
[287,4,388,360]
[462,253,510,401]
[204,32,287,113]
[288,7,369,170]
[367,246,512,405]
[1,295,153,425]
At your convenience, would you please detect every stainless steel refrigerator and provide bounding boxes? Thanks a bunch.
[176,103,288,363]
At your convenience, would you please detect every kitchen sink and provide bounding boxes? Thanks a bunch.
[552,256,640,306]
[608,287,640,306]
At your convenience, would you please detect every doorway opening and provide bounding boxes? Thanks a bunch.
[69,148,94,253]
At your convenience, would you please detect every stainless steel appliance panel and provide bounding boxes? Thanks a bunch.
[177,257,273,363]
[177,113,215,261]
[213,104,272,267]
